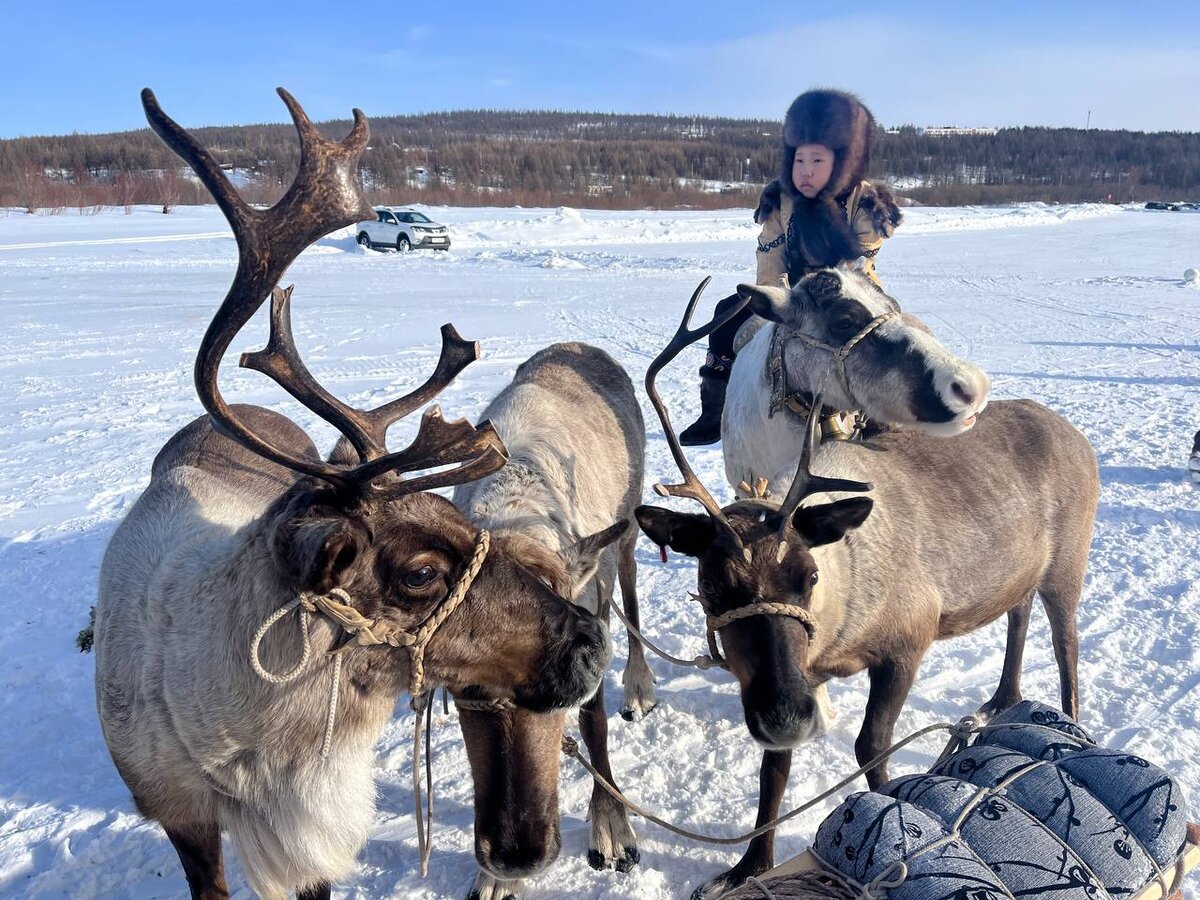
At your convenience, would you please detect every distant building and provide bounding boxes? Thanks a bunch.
[921,126,999,137]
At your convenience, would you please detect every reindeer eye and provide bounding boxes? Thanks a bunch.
[403,566,438,588]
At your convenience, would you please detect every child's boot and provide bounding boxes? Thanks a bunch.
[679,355,733,446]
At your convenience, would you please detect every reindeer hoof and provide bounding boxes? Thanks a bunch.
[616,846,640,872]
[466,873,522,900]
[587,845,640,872]
[589,794,639,872]
[620,701,658,722]
[691,865,761,900]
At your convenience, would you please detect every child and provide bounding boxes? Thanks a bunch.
[680,88,902,445]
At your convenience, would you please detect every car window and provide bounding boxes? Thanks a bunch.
[407,212,433,223]
[383,214,397,225]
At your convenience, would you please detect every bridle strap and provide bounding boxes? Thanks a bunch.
[704,600,816,665]
[248,529,492,755]
[771,310,901,414]
[313,528,491,697]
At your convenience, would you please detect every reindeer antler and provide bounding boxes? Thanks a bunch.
[646,278,750,548]
[143,88,505,494]
[775,393,873,542]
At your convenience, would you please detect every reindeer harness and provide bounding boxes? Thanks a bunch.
[250,528,491,756]
[767,310,901,421]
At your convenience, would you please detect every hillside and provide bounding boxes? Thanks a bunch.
[2,109,1198,211]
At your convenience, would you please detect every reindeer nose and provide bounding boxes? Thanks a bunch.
[951,380,976,406]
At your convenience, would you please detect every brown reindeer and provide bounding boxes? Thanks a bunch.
[93,90,608,900]
[635,280,1099,899]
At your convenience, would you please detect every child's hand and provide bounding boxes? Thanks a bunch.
[861,184,903,237]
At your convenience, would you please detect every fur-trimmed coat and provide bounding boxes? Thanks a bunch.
[754,179,901,288]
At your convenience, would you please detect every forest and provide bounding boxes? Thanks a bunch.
[2,109,1197,212]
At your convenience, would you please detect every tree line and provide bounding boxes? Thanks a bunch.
[2,108,1197,213]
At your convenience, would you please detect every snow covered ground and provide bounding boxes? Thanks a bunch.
[1,202,1197,899]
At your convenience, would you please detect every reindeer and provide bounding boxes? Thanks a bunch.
[722,267,990,494]
[452,341,651,899]
[93,90,609,900]
[635,275,1099,899]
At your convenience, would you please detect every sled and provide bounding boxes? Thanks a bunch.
[725,702,1199,900]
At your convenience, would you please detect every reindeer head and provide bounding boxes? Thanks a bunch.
[145,88,607,712]
[637,493,871,748]
[636,281,875,748]
[740,268,990,435]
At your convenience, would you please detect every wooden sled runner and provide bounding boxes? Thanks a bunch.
[723,702,1199,900]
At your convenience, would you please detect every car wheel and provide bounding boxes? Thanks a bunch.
[397,235,411,252]
[357,232,372,250]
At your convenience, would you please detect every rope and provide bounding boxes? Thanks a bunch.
[322,654,343,759]
[608,596,727,671]
[608,589,817,674]
[405,529,491,696]
[745,875,779,899]
[857,860,908,899]
[453,696,518,712]
[411,692,435,877]
[773,310,901,415]
[558,717,1087,849]
[249,594,340,757]
[249,597,314,683]
[708,602,815,635]
[247,529,491,759]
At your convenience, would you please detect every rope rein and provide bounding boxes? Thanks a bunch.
[248,529,491,758]
[558,717,1114,854]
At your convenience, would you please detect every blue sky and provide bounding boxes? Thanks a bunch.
[2,1,1197,138]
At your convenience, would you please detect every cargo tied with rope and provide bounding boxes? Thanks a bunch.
[721,701,1198,900]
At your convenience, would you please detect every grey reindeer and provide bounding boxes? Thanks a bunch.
[453,341,652,900]
[93,90,608,900]
[636,277,1099,899]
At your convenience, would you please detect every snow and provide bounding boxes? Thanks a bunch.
[0,202,1197,899]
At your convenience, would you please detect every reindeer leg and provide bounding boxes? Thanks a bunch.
[1039,570,1083,720]
[855,657,918,790]
[296,882,331,900]
[580,680,640,872]
[466,873,522,900]
[690,749,792,900]
[978,592,1033,721]
[617,531,657,721]
[164,822,229,900]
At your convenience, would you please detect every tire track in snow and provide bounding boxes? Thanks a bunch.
[0,231,232,252]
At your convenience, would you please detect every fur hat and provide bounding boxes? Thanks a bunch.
[779,89,875,200]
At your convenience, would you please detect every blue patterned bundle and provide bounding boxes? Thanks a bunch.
[810,702,1190,899]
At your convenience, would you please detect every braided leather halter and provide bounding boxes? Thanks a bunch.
[249,529,492,758]
[702,596,817,665]
[769,310,901,417]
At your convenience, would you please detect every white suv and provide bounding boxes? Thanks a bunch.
[356,207,451,251]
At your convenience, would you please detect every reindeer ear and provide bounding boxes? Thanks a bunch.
[736,283,794,323]
[791,497,873,548]
[563,519,630,587]
[635,505,716,557]
[270,496,368,593]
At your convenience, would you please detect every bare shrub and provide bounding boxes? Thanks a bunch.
[158,169,184,213]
